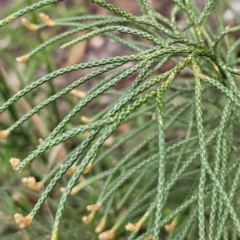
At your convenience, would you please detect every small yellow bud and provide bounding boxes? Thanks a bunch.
[39,13,54,26]
[16,55,29,63]
[66,165,77,175]
[165,218,177,232]
[10,158,20,171]
[95,219,106,233]
[125,222,142,231]
[83,163,92,174]
[144,234,153,240]
[71,89,86,98]
[60,186,77,195]
[87,203,101,211]
[0,130,10,139]
[14,213,33,228]
[22,177,43,191]
[82,214,93,224]
[22,18,38,31]
[81,116,93,123]
[50,236,58,240]
[70,186,78,195]
[98,229,115,240]
[7,16,14,21]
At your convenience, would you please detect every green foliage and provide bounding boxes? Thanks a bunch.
[1,0,240,239]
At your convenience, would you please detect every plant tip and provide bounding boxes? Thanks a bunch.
[71,89,86,98]
[70,186,78,195]
[60,186,77,195]
[95,219,106,233]
[87,202,101,211]
[0,130,10,139]
[66,164,77,174]
[22,176,43,190]
[144,234,153,240]
[83,163,92,174]
[98,229,115,240]
[50,236,58,240]
[125,222,141,231]
[7,16,14,21]
[16,55,29,63]
[39,13,55,26]
[82,214,93,224]
[165,218,177,232]
[10,158,20,171]
[14,213,33,228]
[22,18,38,31]
[81,116,93,123]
